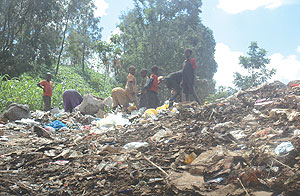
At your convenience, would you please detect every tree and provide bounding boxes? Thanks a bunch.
[95,34,123,90]
[233,42,276,90]
[0,0,102,77]
[57,0,102,73]
[117,0,217,101]
[0,0,64,76]
[62,0,102,73]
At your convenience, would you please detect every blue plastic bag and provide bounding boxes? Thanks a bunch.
[46,120,67,130]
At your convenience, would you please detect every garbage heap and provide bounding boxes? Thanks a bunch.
[1,81,300,196]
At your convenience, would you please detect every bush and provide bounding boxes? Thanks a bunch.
[0,66,115,113]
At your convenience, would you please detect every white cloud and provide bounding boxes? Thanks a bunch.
[214,43,245,87]
[106,27,121,42]
[297,46,300,53]
[269,53,300,84]
[217,0,296,14]
[214,43,300,87]
[111,27,121,36]
[94,0,109,17]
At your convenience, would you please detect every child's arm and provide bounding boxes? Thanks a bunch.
[37,83,45,92]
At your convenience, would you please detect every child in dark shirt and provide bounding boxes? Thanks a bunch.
[139,69,148,108]
[181,49,200,104]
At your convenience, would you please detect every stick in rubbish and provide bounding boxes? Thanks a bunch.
[143,156,169,177]
[237,177,250,196]
[272,158,294,171]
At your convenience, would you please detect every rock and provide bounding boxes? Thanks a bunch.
[0,113,8,124]
[0,129,4,136]
[102,96,113,108]
[76,94,106,115]
[50,107,60,114]
[4,103,31,121]
[33,126,53,140]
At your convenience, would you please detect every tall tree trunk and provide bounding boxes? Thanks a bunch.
[55,17,69,76]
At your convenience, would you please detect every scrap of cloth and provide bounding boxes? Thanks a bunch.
[63,90,83,112]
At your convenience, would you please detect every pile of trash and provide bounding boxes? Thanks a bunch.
[1,81,300,195]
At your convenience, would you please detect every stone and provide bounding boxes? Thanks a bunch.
[4,103,31,121]
[76,94,106,115]
[102,96,113,108]
[33,126,53,140]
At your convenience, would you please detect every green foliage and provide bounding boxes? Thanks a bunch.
[0,66,115,113]
[0,74,44,111]
[62,0,102,73]
[95,35,123,74]
[233,42,276,90]
[0,0,102,77]
[0,0,63,76]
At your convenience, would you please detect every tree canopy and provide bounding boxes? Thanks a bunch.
[233,42,276,90]
[0,0,102,77]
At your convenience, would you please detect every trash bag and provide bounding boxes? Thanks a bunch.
[46,120,67,130]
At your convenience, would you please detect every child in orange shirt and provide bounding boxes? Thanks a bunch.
[37,72,53,111]
[146,66,160,109]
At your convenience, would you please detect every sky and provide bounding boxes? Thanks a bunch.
[95,0,300,87]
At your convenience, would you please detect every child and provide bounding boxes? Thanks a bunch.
[37,72,53,111]
[111,87,131,110]
[162,70,182,103]
[146,66,159,109]
[112,66,138,110]
[181,49,200,104]
[125,66,138,107]
[139,69,148,108]
[63,89,83,113]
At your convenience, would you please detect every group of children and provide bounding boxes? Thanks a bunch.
[37,48,200,112]
[111,66,160,111]
[111,48,200,111]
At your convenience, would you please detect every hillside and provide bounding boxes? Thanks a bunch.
[0,66,115,113]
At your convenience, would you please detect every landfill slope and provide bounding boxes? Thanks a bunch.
[1,81,300,195]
